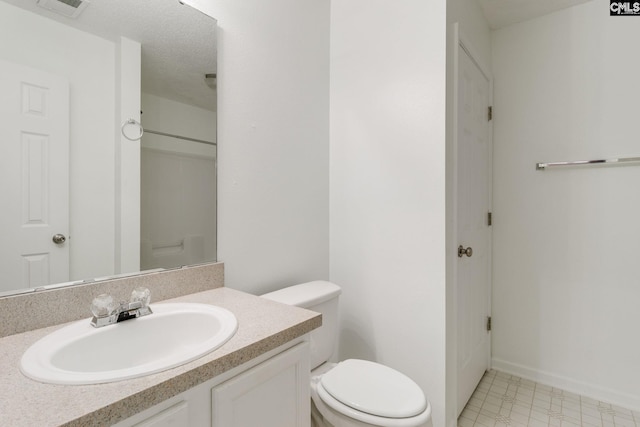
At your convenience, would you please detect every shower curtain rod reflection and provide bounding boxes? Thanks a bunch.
[121,118,216,146]
[145,129,217,146]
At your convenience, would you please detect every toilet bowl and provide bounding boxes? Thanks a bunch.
[310,361,432,427]
[262,281,433,427]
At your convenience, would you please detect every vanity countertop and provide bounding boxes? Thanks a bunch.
[0,287,321,427]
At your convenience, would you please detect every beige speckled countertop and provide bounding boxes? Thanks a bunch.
[0,287,321,427]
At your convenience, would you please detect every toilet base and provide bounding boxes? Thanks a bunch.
[311,398,332,427]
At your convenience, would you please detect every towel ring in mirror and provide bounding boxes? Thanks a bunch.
[121,118,144,141]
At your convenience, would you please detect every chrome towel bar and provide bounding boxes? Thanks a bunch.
[536,156,640,170]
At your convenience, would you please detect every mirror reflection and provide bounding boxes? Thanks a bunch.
[0,0,217,296]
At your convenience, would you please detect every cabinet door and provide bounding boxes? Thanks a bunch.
[212,342,310,427]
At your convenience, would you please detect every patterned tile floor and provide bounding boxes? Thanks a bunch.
[458,370,639,427]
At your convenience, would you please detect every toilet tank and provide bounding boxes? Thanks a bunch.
[261,281,341,370]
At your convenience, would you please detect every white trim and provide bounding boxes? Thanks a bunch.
[451,22,461,417]
[492,358,640,412]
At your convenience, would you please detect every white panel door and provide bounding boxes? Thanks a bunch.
[456,43,492,414]
[0,59,69,291]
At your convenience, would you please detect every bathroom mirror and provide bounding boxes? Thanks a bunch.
[0,0,217,296]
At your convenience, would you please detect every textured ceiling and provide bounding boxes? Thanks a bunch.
[5,0,597,110]
[477,0,594,29]
[2,0,217,111]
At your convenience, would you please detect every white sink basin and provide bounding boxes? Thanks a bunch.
[20,303,238,385]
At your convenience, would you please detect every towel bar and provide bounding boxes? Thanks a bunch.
[536,156,640,170]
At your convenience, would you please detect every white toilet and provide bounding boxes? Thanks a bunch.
[262,281,433,427]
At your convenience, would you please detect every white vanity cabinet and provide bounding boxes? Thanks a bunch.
[211,339,310,427]
[116,340,310,427]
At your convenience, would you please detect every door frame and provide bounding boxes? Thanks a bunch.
[451,22,494,417]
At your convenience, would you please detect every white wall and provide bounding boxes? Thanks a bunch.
[330,1,448,425]
[195,0,330,294]
[0,2,116,282]
[447,0,492,64]
[140,93,217,269]
[116,37,142,276]
[141,93,216,158]
[492,1,640,410]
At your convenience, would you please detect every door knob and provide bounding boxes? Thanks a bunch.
[52,234,67,245]
[458,245,472,258]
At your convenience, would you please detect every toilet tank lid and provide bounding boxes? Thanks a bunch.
[261,281,342,309]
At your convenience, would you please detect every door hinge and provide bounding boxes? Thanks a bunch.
[488,106,493,121]
[486,316,492,332]
[487,211,492,226]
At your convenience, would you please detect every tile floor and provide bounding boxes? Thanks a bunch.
[458,370,639,427]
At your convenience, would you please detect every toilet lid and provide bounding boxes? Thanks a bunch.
[319,359,427,419]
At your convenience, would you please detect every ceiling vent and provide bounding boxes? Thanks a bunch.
[36,0,89,18]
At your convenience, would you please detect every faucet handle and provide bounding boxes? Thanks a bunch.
[90,294,118,318]
[130,287,151,307]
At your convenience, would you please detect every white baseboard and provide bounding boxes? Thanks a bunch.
[491,358,640,413]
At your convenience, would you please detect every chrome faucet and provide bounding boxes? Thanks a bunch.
[90,287,153,328]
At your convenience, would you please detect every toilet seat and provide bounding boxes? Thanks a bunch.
[313,359,431,427]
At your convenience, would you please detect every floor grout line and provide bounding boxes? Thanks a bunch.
[458,370,638,427]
